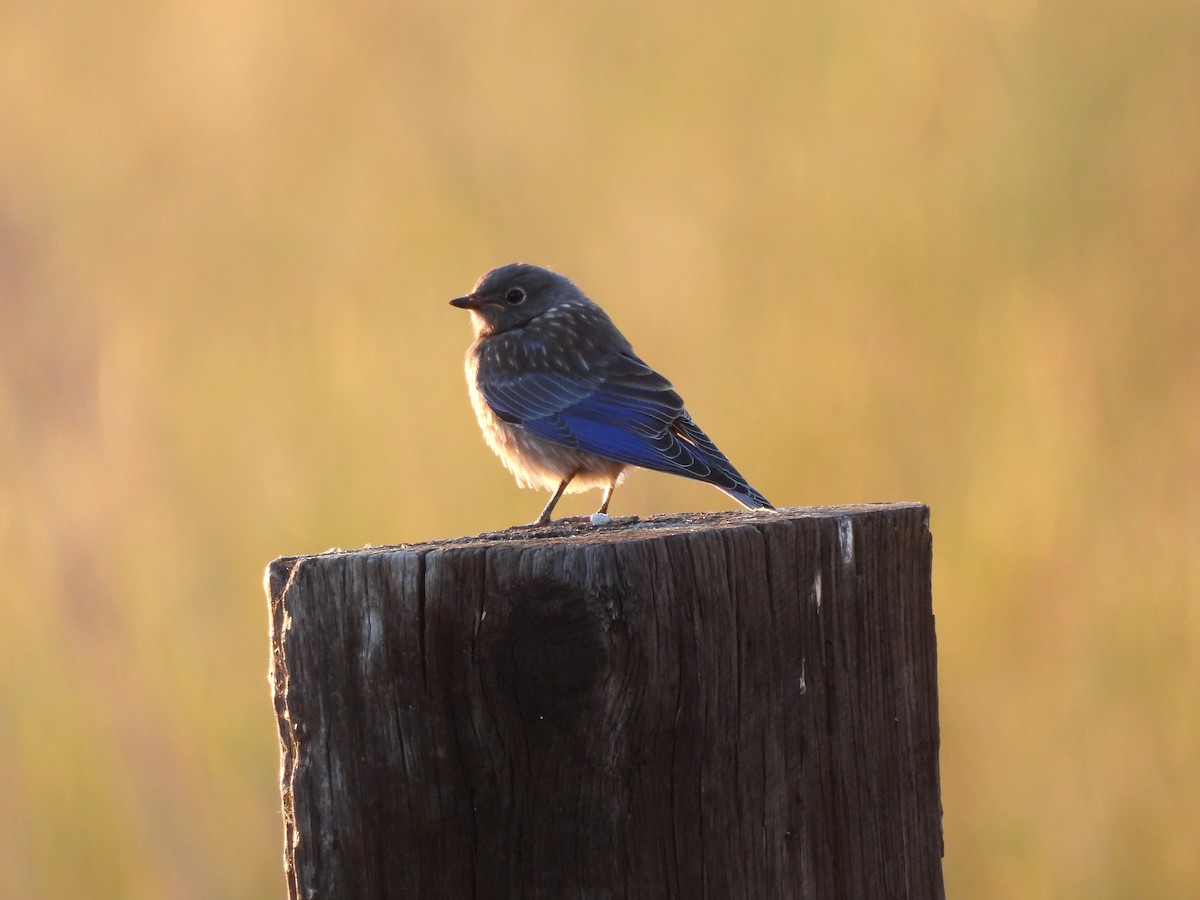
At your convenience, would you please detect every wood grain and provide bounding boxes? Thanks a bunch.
[267,503,943,899]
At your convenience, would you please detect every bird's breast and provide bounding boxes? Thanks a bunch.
[462,340,623,492]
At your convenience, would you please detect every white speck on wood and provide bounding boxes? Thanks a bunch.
[590,512,613,526]
[838,517,854,566]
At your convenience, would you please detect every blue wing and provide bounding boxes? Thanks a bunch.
[479,351,772,508]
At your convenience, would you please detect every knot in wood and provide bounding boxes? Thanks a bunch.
[488,578,611,728]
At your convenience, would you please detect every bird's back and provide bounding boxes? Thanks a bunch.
[466,297,771,510]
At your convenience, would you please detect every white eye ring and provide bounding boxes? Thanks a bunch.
[504,287,526,305]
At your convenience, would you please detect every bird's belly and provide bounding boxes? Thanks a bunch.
[467,383,624,492]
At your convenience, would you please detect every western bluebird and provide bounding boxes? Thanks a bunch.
[450,263,773,525]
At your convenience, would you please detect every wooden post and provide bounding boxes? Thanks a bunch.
[266,503,943,899]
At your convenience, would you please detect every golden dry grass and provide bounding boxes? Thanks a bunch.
[2,1,1198,896]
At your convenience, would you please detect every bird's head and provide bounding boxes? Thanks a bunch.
[450,263,581,336]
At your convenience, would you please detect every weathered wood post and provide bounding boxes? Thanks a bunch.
[266,503,943,899]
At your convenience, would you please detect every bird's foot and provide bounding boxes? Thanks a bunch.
[505,519,552,531]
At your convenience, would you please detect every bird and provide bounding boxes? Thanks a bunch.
[450,263,773,525]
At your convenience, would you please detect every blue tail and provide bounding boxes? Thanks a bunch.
[671,414,773,510]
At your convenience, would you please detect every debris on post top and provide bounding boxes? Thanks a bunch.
[267,503,943,900]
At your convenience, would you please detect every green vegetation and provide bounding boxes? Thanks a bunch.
[2,1,1197,896]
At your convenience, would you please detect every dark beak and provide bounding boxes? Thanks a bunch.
[450,294,484,310]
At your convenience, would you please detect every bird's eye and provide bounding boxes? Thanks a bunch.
[505,287,526,305]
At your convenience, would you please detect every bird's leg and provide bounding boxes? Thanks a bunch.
[534,474,574,525]
[595,478,618,516]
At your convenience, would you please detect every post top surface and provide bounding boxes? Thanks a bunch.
[267,503,928,577]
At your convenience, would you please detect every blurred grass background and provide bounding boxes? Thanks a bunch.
[1,0,1197,896]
